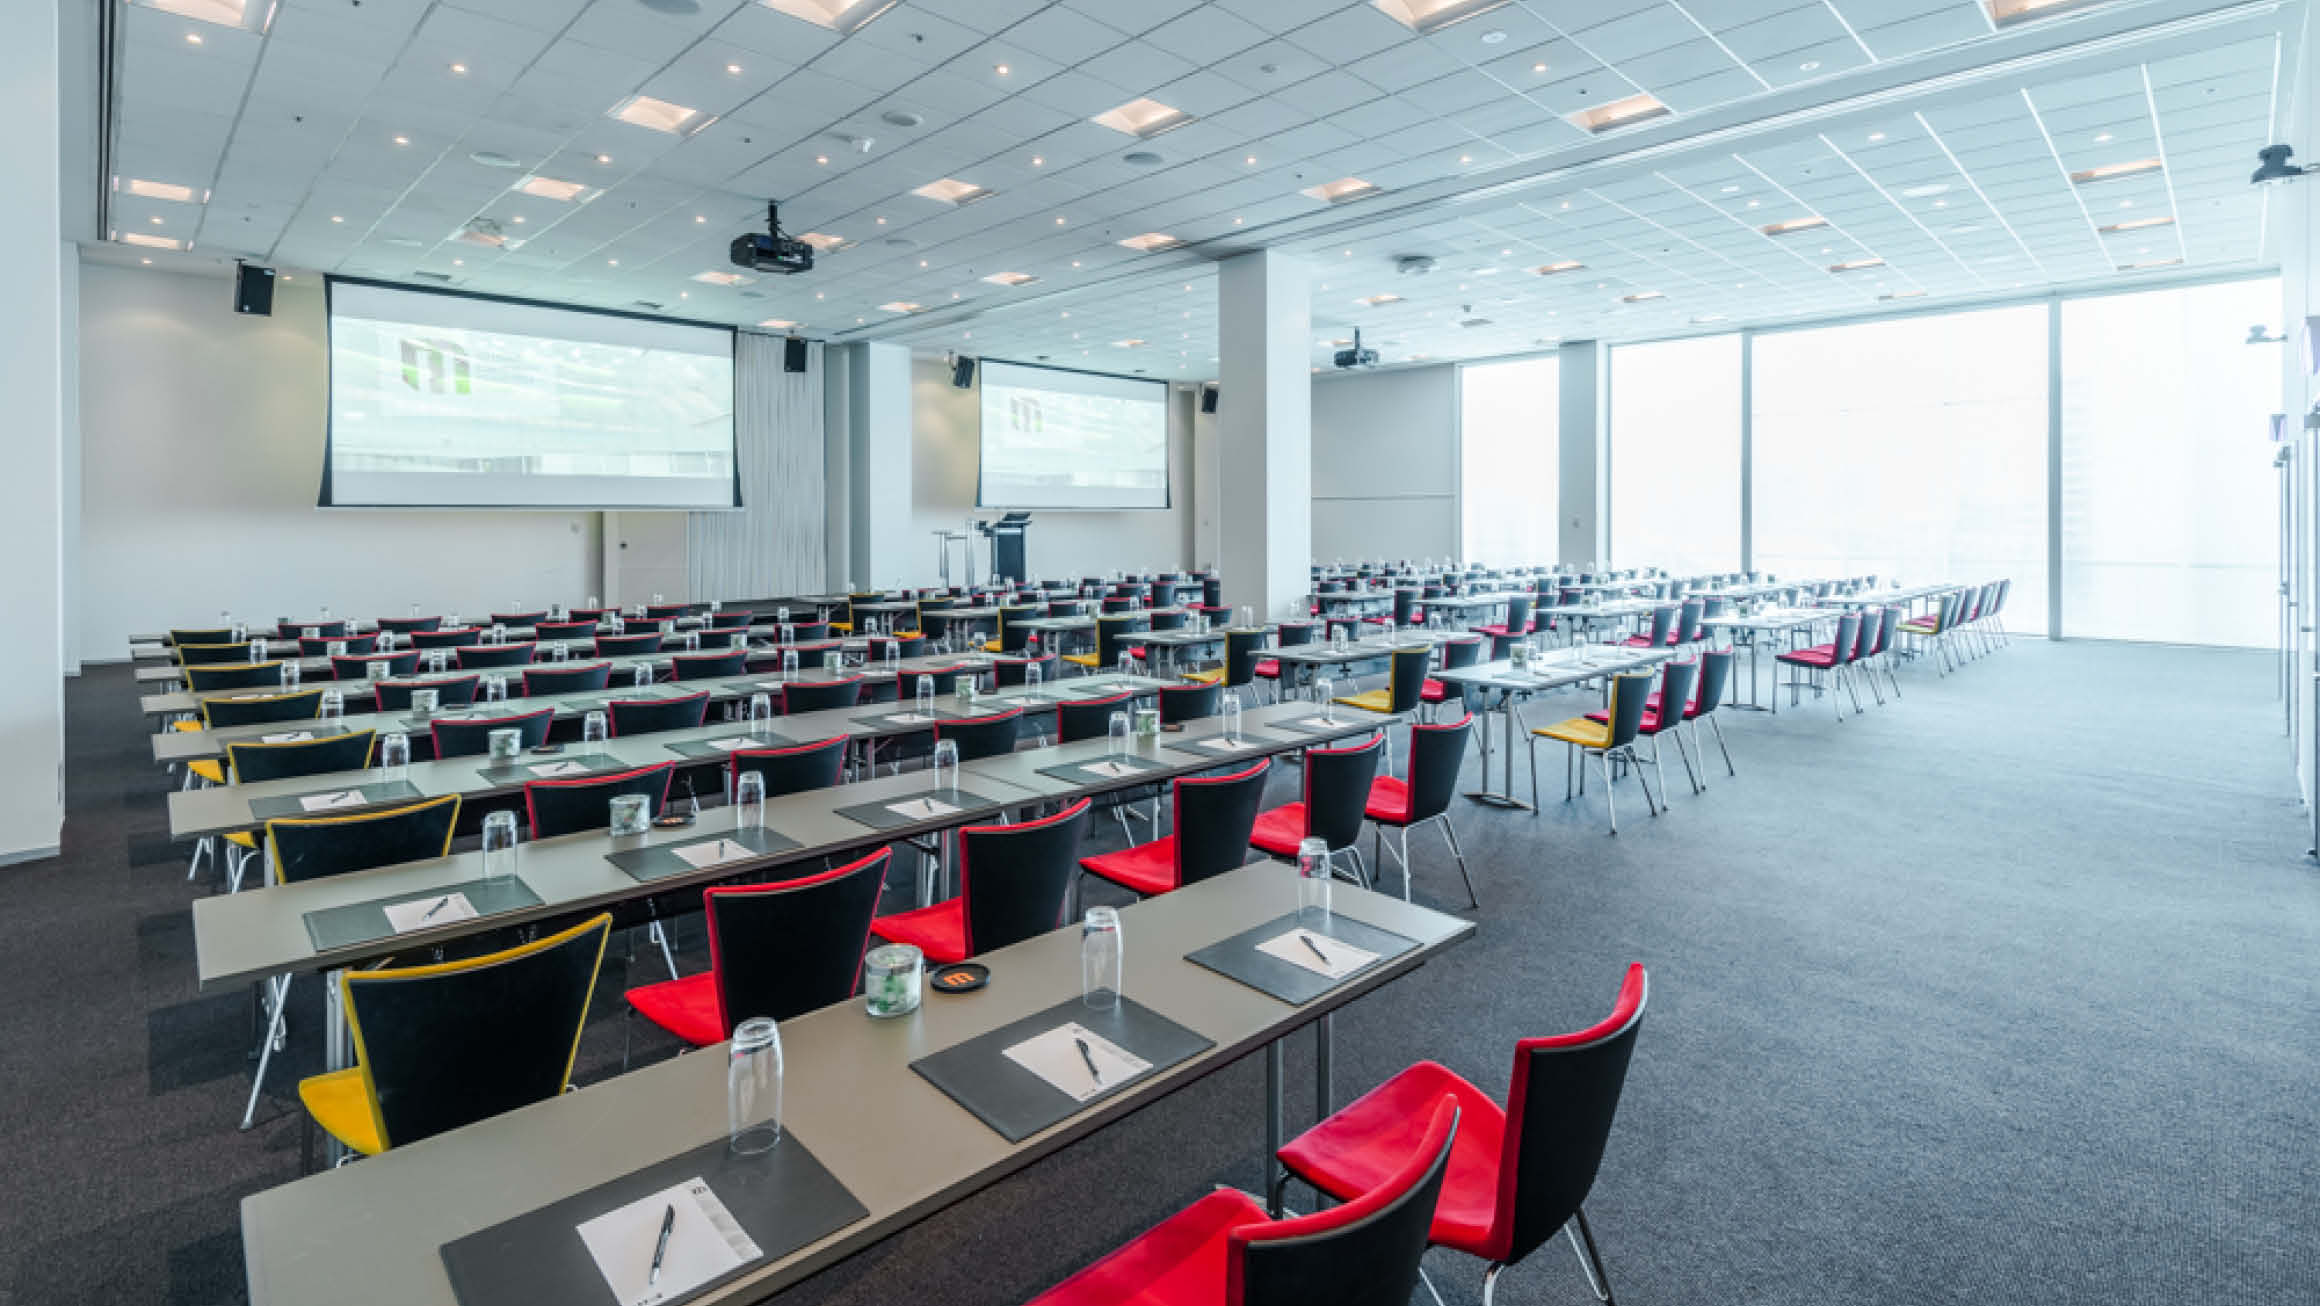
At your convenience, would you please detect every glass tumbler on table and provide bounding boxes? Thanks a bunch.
[281,661,300,689]
[931,739,959,795]
[781,650,800,681]
[1081,907,1123,1010]
[481,810,518,879]
[748,692,775,737]
[318,689,344,723]
[728,1016,784,1154]
[379,731,410,780]
[915,676,935,718]
[735,770,767,829]
[582,710,608,753]
[1315,678,1337,723]
[1108,710,1131,760]
[1298,836,1333,921]
[633,662,654,688]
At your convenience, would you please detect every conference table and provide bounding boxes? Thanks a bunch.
[1700,607,1839,713]
[1430,643,1681,809]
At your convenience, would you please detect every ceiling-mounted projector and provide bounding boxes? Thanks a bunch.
[730,201,815,275]
[1334,329,1379,370]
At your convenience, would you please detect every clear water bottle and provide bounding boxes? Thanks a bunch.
[727,1017,783,1155]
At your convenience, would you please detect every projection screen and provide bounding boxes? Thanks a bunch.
[976,359,1170,509]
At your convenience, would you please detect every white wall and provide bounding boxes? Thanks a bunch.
[1310,365,1460,563]
[908,355,1193,584]
[77,262,602,657]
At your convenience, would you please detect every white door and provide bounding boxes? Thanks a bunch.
[606,511,689,607]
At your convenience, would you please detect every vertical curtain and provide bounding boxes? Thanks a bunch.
[689,334,825,599]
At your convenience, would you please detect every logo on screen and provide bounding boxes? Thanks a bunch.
[399,337,473,395]
[1009,394,1043,434]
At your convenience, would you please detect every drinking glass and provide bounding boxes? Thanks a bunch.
[230,619,247,642]
[281,661,301,689]
[251,637,270,662]
[886,642,902,674]
[1316,678,1337,723]
[481,810,518,879]
[609,613,626,634]
[780,650,800,681]
[748,692,774,737]
[931,739,959,794]
[1118,653,1136,680]
[1108,710,1131,760]
[427,650,448,674]
[379,731,410,779]
[587,595,601,610]
[779,623,795,646]
[550,641,568,663]
[776,606,790,625]
[411,687,440,716]
[652,593,664,606]
[319,689,344,722]
[633,662,654,688]
[1081,907,1122,1010]
[407,603,420,618]
[1298,837,1333,920]
[1221,690,1243,744]
[328,640,347,658]
[915,676,935,718]
[366,660,389,683]
[490,623,507,645]
[447,613,461,629]
[609,793,650,836]
[1024,660,1043,692]
[728,1017,783,1154]
[735,770,767,829]
[582,710,608,752]
[685,630,701,652]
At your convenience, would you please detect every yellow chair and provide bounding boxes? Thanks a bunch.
[180,689,328,883]
[1527,670,1656,833]
[1331,646,1432,718]
[1060,613,1144,674]
[300,913,613,1164]
[827,591,880,635]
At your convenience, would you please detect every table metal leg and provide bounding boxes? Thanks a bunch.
[1316,1014,1333,1119]
[1264,1039,1286,1216]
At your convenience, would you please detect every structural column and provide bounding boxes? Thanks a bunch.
[1216,250,1313,621]
[1557,341,1608,569]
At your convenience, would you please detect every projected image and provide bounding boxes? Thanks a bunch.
[326,282,736,508]
[977,361,1169,509]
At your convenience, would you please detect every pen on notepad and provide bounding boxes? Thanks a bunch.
[1301,934,1333,966]
[1074,1036,1102,1084]
[419,895,452,920]
[647,1201,675,1286]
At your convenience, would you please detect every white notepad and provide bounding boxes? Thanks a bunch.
[886,796,960,820]
[1255,927,1378,980]
[1192,736,1248,752]
[886,712,932,724]
[576,1178,763,1306]
[297,789,367,813]
[382,891,477,933]
[1080,759,1145,779]
[1002,1023,1151,1103]
[673,838,756,870]
[705,737,756,752]
[529,760,593,777]
[1291,716,1338,730]
[259,731,314,743]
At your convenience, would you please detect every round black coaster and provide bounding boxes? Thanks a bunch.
[651,813,696,830]
[929,963,989,994]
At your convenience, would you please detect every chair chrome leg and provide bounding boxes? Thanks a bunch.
[1672,729,1702,795]
[1569,1208,1617,1304]
[1708,714,1735,776]
[1598,752,1617,834]
[187,835,213,882]
[649,920,679,980]
[1481,1263,1506,1306]
[1416,1262,1448,1306]
[242,973,290,1131]
[1435,816,1477,909]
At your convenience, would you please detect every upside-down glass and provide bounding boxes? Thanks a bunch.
[319,689,344,722]
[1118,653,1136,680]
[550,640,568,663]
[779,623,795,646]
[490,623,507,645]
[886,641,902,675]
[1298,836,1333,921]
[1024,660,1043,692]
[684,630,701,652]
[483,674,507,704]
[582,710,608,752]
[1082,907,1122,1010]
[824,650,841,675]
[379,731,410,780]
[1108,710,1130,761]
[1316,678,1337,723]
[633,662,654,688]
[587,595,601,610]
[1221,690,1243,744]
[281,661,301,689]
[748,692,775,737]
[481,810,518,879]
[735,770,767,829]
[251,637,270,663]
[728,1016,783,1154]
[915,675,935,718]
[427,650,448,674]
[366,660,389,683]
[932,739,959,795]
[780,650,800,681]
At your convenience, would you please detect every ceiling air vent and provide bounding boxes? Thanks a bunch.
[412,271,452,283]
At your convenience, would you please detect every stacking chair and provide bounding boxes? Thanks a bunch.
[828,593,879,636]
[623,849,889,1048]
[200,730,382,893]
[866,633,927,662]
[726,735,848,800]
[780,677,862,715]
[644,603,691,622]
[1182,628,1265,692]
[534,619,597,644]
[1062,613,1145,676]
[375,615,442,635]
[1027,1097,1460,1306]
[1159,681,1221,724]
[1277,965,1648,1306]
[1897,595,1959,673]
[1057,689,1135,742]
[1364,713,1478,907]
[178,640,257,666]
[375,675,481,711]
[1253,622,1316,702]
[1775,611,1864,718]
[523,761,676,838]
[897,666,971,700]
[871,799,1093,964]
[1528,671,1657,833]
[188,662,292,692]
[196,687,323,729]
[1249,733,1385,886]
[297,914,613,1163]
[454,641,537,670]
[1332,647,1431,726]
[932,707,1023,763]
[993,651,1061,688]
[490,609,549,629]
[297,633,380,658]
[277,619,348,639]
[606,690,710,737]
[1585,659,1700,801]
[1078,758,1271,898]
[1856,606,1902,705]
[670,649,747,681]
[430,706,554,759]
[521,662,612,697]
[594,631,663,657]
[331,650,419,682]
[168,626,235,648]
[411,627,483,650]
[1618,605,1678,650]
[983,604,1043,655]
[1419,635,1482,720]
[1476,594,1533,642]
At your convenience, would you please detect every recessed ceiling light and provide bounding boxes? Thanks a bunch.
[595,153,613,164]
[692,270,754,286]
[607,259,618,266]
[1113,338,1147,348]
[2118,256,2183,271]
[798,232,844,251]
[815,154,830,165]
[453,258,464,266]
[982,271,1038,287]
[609,94,711,136]
[1829,257,1885,273]
[1568,93,1669,134]
[1760,215,1829,236]
[1621,290,1665,302]
[515,175,594,202]
[1119,232,1180,251]
[116,232,184,250]
[1901,183,1950,198]
[117,177,201,202]
[1245,155,1258,166]
[1867,132,1886,142]
[449,62,467,74]
[185,32,202,44]
[1371,0,1512,33]
[1531,261,1584,275]
[1302,177,1380,204]
[1054,216,1067,225]
[1093,98,1192,138]
[912,177,991,206]
[1799,59,1820,71]
[511,215,526,224]
[878,301,922,313]
[758,0,896,34]
[1358,293,1403,306]
[1720,184,1741,194]
[140,257,151,264]
[132,0,269,32]
[329,214,343,223]
[2071,158,2163,184]
[1532,62,1547,73]
[148,215,164,225]
[694,214,706,223]
[2100,214,2176,233]
[2095,131,2115,143]
[1988,0,2099,26]
[727,63,742,74]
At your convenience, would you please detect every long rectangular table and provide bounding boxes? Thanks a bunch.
[1431,643,1678,808]
[236,862,1473,1306]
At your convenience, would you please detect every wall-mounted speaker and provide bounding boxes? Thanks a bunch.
[1199,383,1218,415]
[951,355,976,389]
[783,336,808,373]
[233,262,275,316]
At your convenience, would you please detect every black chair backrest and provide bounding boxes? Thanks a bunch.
[958,799,1091,955]
[703,849,888,1032]
[169,626,234,647]
[729,734,848,798]
[376,616,443,634]
[1692,649,1733,716]
[1603,673,1654,750]
[535,620,597,644]
[1402,714,1473,824]
[645,604,690,621]
[1160,681,1220,723]
[993,652,1061,687]
[455,642,537,670]
[521,663,612,697]
[1497,964,1649,1266]
[897,666,970,700]
[1501,594,1532,633]
[595,632,663,657]
[412,627,483,650]
[781,677,862,714]
[1641,606,1676,647]
[1392,589,1418,625]
[1848,609,1878,662]
[226,730,377,783]
[376,675,481,711]
[1058,690,1135,743]
[1674,599,1705,644]
[867,634,927,662]
[1172,758,1272,888]
[1384,647,1431,713]
[1645,660,1698,733]
[1437,635,1482,672]
[711,610,754,629]
[934,708,1023,762]
[523,761,676,838]
[1048,599,1082,618]
[491,610,549,628]
[1275,621,1316,649]
[188,663,292,691]
[277,619,348,639]
[343,914,611,1150]
[1202,577,1222,608]
[1147,609,1187,632]
[607,691,710,736]
[267,795,461,886]
[178,640,256,666]
[334,651,420,682]
[431,707,554,759]
[1235,1098,1460,1306]
[671,649,748,681]
[1829,613,1862,665]
[1091,614,1144,667]
[298,633,380,658]
[1301,733,1386,852]
[200,689,324,728]
[1100,596,1131,614]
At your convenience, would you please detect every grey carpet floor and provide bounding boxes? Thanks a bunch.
[3,637,2314,1305]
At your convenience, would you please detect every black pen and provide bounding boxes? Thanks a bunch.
[647,1201,675,1287]
[419,895,452,920]
[1301,933,1333,966]
[1073,1035,1102,1084]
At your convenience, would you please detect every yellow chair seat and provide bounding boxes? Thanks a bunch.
[1332,689,1396,714]
[297,1066,386,1155]
[828,621,854,634]
[227,830,256,850]
[1533,717,1613,749]
[1060,652,1101,668]
[190,759,225,785]
[173,719,201,732]
[1898,619,1938,635]
[1181,667,1225,685]
[982,639,1004,654]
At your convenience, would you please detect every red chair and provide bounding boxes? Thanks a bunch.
[1584,658,1701,800]
[1249,734,1384,886]
[1277,965,1649,1306]
[1251,622,1316,703]
[1419,635,1482,719]
[1364,714,1478,907]
[1026,1097,1460,1306]
[1078,759,1271,898]
[1774,611,1863,720]
[871,799,1091,963]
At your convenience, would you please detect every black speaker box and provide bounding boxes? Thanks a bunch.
[951,356,976,389]
[234,263,275,316]
[784,337,808,372]
[1199,384,1218,415]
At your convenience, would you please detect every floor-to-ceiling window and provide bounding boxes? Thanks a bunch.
[2060,278,2282,646]
[1750,304,2050,634]
[1459,356,1558,567]
[1611,334,1742,574]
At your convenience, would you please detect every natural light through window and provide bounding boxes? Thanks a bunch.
[1460,356,1558,567]
[1611,334,1742,575]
